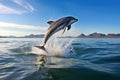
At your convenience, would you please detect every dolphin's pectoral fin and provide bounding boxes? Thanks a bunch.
[67,25,71,30]
[47,21,54,25]
[62,26,66,35]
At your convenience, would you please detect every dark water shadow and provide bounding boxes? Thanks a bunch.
[47,68,120,80]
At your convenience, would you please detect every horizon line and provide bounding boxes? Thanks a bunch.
[0,32,120,37]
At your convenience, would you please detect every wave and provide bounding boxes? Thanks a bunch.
[9,47,32,54]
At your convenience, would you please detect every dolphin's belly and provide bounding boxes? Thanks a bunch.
[44,25,64,45]
[53,25,64,33]
[48,25,64,39]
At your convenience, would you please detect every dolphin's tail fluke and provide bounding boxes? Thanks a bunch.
[34,46,47,53]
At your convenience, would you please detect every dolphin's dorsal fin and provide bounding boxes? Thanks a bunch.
[47,21,54,25]
[67,25,71,30]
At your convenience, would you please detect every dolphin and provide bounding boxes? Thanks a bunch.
[35,16,78,51]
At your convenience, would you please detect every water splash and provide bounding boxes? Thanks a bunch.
[32,31,76,57]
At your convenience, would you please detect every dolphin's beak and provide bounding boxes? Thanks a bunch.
[75,19,78,22]
[72,19,78,23]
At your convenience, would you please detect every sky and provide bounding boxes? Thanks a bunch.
[0,0,120,36]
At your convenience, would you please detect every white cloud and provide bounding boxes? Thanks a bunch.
[0,0,35,14]
[0,21,47,30]
[0,28,30,36]
[0,3,24,14]
[12,0,35,12]
[0,21,48,36]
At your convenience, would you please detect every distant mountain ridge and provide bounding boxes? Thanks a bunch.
[23,34,44,38]
[78,32,120,38]
[0,32,120,38]
[0,35,16,38]
[0,34,44,38]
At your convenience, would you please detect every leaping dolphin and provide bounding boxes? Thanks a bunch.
[35,16,78,51]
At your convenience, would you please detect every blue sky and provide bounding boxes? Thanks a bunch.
[0,0,120,36]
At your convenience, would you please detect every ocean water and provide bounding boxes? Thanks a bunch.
[0,38,120,80]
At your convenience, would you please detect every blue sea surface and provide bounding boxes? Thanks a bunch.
[0,38,120,80]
